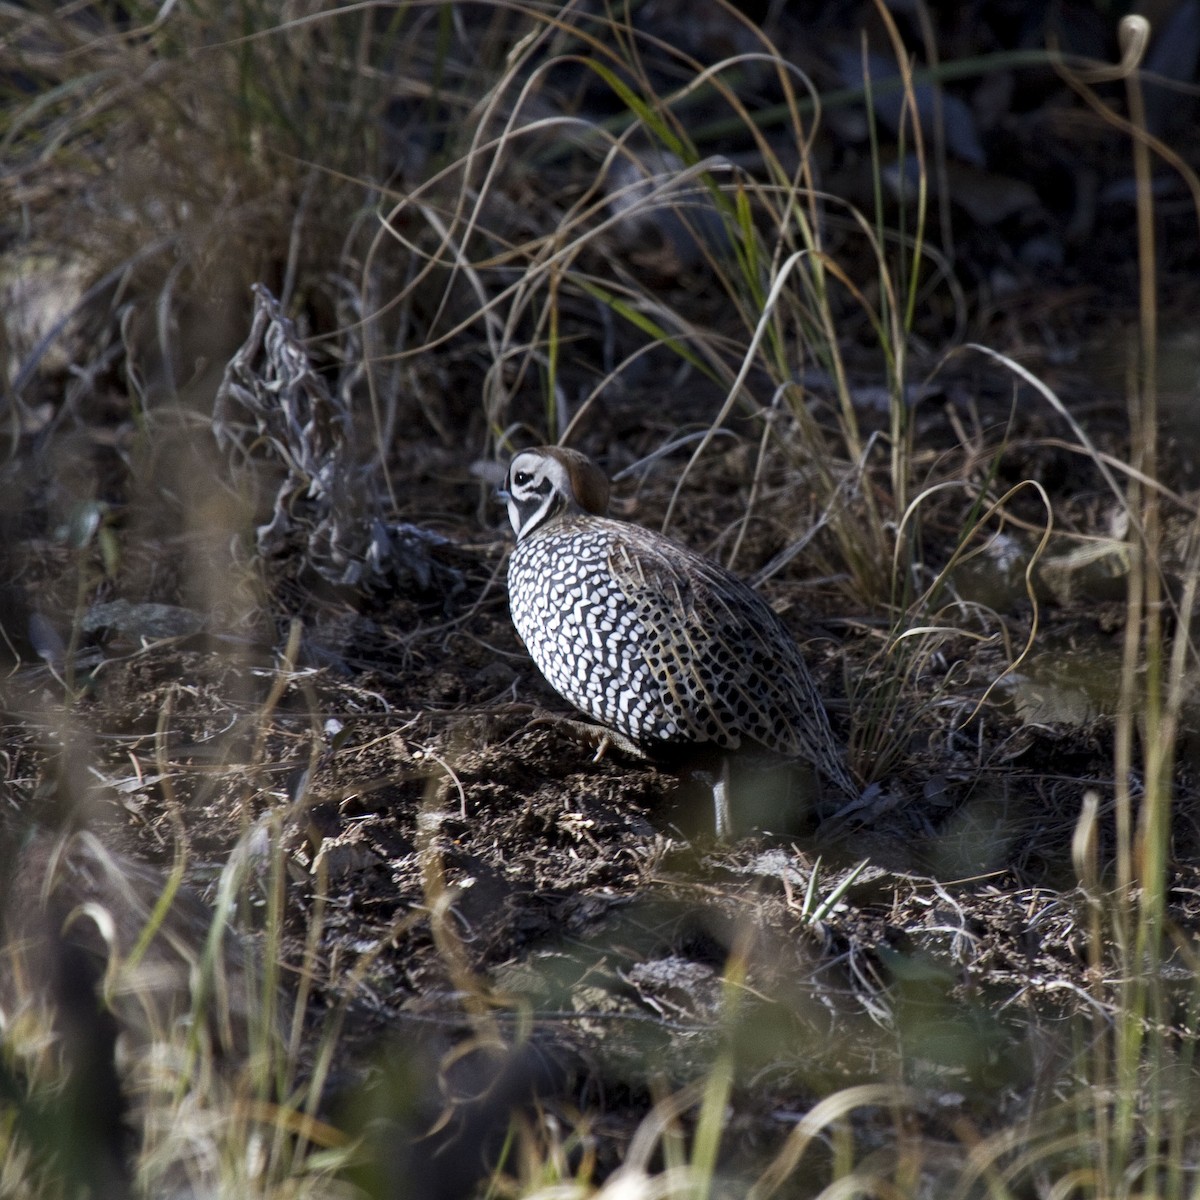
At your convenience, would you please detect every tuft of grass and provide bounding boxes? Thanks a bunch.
[3,0,445,418]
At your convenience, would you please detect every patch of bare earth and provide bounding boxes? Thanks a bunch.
[5,393,1198,1189]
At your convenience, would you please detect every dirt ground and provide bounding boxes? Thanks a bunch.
[5,2,1200,1194]
[4,343,1200,1193]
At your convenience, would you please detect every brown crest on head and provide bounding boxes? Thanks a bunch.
[534,446,611,516]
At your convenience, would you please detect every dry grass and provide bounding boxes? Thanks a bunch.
[3,1,1200,1197]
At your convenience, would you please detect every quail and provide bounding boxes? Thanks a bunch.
[502,446,858,835]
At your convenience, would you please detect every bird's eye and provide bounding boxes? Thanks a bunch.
[514,471,533,487]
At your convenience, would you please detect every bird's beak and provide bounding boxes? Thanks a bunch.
[496,487,512,503]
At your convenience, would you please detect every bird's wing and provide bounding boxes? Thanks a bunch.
[605,526,849,787]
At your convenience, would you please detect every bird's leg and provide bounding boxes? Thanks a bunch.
[590,728,647,763]
[712,757,732,841]
[525,714,648,762]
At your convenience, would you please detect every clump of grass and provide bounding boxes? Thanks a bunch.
[362,0,993,606]
[0,621,359,1197]
[3,0,448,415]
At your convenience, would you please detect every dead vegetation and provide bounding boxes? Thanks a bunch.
[4,1,1200,1197]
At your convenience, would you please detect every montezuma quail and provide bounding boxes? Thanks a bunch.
[503,446,858,835]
